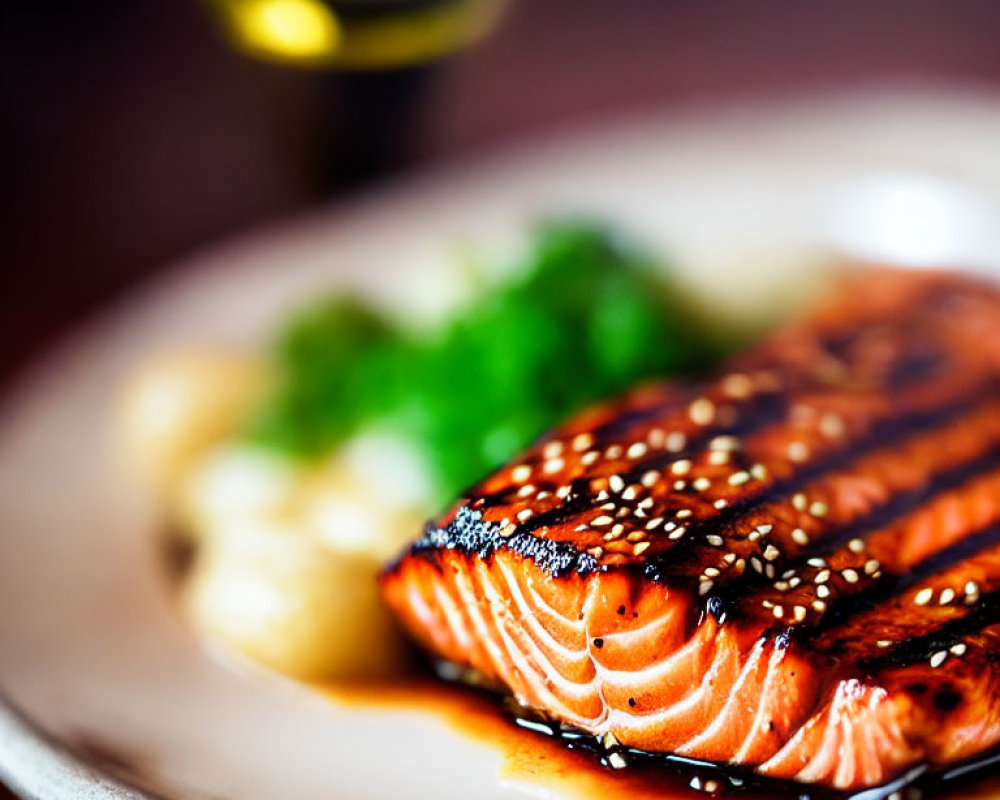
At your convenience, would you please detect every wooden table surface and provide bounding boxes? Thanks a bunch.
[2,0,1000,796]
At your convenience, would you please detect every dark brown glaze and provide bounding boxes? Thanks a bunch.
[382,268,1000,791]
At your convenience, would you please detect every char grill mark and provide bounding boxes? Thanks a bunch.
[425,271,1000,582]
[382,269,1000,792]
[807,534,1000,660]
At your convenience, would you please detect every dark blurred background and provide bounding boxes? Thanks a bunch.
[4,0,1000,390]
[2,0,1000,796]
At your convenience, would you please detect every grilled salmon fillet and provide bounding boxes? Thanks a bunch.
[381,269,1000,791]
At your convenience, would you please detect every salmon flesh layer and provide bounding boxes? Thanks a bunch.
[381,270,1000,791]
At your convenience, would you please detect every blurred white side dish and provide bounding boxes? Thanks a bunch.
[118,354,428,679]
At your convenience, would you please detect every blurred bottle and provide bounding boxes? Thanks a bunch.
[209,0,504,71]
[204,0,507,190]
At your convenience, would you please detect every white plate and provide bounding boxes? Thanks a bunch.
[2,89,1000,800]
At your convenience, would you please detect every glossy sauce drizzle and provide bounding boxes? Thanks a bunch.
[315,662,1000,800]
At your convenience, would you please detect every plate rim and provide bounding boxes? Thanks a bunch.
[3,85,1000,800]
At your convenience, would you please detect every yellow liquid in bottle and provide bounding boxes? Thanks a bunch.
[209,0,505,70]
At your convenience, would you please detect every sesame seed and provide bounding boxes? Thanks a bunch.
[714,499,729,509]
[791,403,817,422]
[950,643,967,656]
[750,464,768,480]
[511,465,531,483]
[690,777,703,791]
[609,474,625,493]
[557,485,571,499]
[641,470,660,487]
[965,580,980,603]
[704,567,721,578]
[639,497,654,510]
[645,517,664,530]
[621,486,638,501]
[789,577,801,588]
[671,459,692,475]
[864,559,881,575]
[674,480,688,491]
[516,509,533,522]
[729,471,751,486]
[600,502,616,510]
[626,530,645,542]
[620,507,634,518]
[876,640,893,648]
[939,588,956,605]
[703,779,720,793]
[536,491,550,500]
[699,580,714,596]
[605,445,622,459]
[721,373,753,398]
[610,524,625,538]
[543,458,565,474]
[774,581,789,592]
[842,568,860,584]
[809,501,828,517]
[792,493,808,511]
[499,523,516,537]
[676,509,693,518]
[820,413,846,438]
[812,600,827,613]
[757,524,773,535]
[575,524,588,532]
[627,442,648,459]
[543,441,564,459]
[666,431,687,452]
[763,545,781,561]
[773,605,785,619]
[516,484,536,498]
[592,516,613,526]
[816,584,831,599]
[765,563,776,579]
[668,526,687,540]
[647,428,666,448]
[608,752,628,769]
[633,542,651,556]
[581,451,599,465]
[815,570,831,584]
[572,433,593,451]
[750,556,764,574]
[708,450,730,465]
[807,557,826,568]
[710,435,741,452]
[929,650,948,669]
[587,546,604,559]
[787,442,810,463]
[689,398,716,425]
[914,588,934,606]
[706,534,724,547]
[792,605,807,622]
[791,528,809,546]
[693,477,712,491]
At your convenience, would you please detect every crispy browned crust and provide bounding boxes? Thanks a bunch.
[381,268,1000,786]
